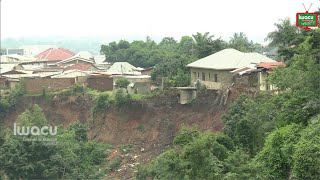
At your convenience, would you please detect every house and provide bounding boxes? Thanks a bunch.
[86,75,113,91]
[50,70,89,78]
[133,67,154,76]
[35,48,76,65]
[257,62,286,91]
[64,64,99,71]
[106,62,138,75]
[94,55,112,70]
[186,48,276,89]
[0,64,24,74]
[1,54,37,64]
[94,55,107,64]
[231,61,286,91]
[31,66,64,73]
[141,67,154,76]
[113,74,152,94]
[56,51,95,66]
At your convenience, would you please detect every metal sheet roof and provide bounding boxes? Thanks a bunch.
[0,64,17,74]
[186,48,276,70]
[106,62,136,74]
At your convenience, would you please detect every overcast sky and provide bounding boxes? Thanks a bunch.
[1,0,319,44]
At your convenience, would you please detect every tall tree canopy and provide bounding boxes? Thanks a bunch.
[228,32,255,52]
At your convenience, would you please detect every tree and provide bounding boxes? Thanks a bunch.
[137,128,272,179]
[0,106,109,179]
[292,117,320,179]
[192,32,226,58]
[265,18,301,61]
[266,18,299,47]
[115,89,132,108]
[228,32,254,52]
[256,124,302,180]
[169,69,190,87]
[116,78,130,90]
[179,36,196,55]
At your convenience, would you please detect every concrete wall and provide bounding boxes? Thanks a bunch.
[113,76,151,89]
[259,72,269,91]
[25,78,75,93]
[201,81,223,90]
[234,74,259,88]
[258,72,277,91]
[127,82,151,94]
[190,68,234,89]
[87,76,113,91]
[179,89,197,104]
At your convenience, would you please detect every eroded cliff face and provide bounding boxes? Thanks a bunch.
[3,89,247,179]
[4,90,229,146]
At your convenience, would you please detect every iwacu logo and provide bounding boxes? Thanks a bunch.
[299,15,314,20]
[13,123,57,136]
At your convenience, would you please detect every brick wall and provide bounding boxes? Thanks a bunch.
[87,76,113,91]
[25,78,75,93]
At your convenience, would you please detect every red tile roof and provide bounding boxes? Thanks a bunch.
[35,48,75,61]
[257,62,286,69]
[64,64,93,71]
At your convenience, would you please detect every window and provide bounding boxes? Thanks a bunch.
[202,72,206,81]
[197,72,200,78]
[209,73,211,79]
[193,72,196,79]
[214,74,218,82]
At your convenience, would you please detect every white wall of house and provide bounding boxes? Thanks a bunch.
[259,72,277,91]
[190,67,234,89]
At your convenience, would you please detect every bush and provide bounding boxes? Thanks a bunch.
[58,83,85,96]
[293,118,320,179]
[115,78,130,90]
[256,124,302,180]
[115,90,132,108]
[71,83,85,94]
[108,157,121,172]
[92,93,111,117]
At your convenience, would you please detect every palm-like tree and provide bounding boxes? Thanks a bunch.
[192,32,225,58]
[265,18,299,47]
[229,32,253,52]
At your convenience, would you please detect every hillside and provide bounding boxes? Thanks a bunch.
[1,88,251,179]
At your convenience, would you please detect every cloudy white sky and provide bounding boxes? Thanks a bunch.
[1,0,319,44]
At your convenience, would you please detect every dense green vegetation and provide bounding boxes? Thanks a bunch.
[101,32,261,87]
[1,16,319,179]
[136,26,320,179]
[0,105,111,179]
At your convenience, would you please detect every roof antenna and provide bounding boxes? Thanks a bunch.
[302,3,313,13]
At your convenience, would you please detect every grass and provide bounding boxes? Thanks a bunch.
[137,124,145,132]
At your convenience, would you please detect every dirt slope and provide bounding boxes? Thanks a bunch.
[3,88,247,179]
